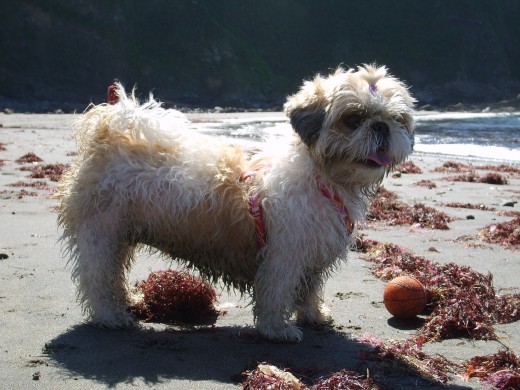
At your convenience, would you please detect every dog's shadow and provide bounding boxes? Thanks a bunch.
[45,323,472,389]
[45,324,354,386]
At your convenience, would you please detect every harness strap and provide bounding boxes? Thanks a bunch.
[316,177,355,235]
[241,172,355,248]
[240,171,267,248]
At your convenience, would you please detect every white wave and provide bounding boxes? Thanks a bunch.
[414,143,520,162]
[414,111,519,122]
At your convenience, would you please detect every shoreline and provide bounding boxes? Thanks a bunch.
[4,110,519,166]
[2,95,520,115]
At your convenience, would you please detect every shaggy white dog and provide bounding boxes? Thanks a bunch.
[58,64,415,342]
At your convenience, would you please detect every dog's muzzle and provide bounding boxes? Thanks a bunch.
[357,121,393,167]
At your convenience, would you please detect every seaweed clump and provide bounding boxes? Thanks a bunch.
[355,333,456,384]
[434,161,520,176]
[394,160,422,174]
[433,161,472,173]
[15,152,43,164]
[131,270,219,325]
[8,180,50,190]
[462,350,520,389]
[358,238,520,341]
[443,172,508,185]
[242,364,303,390]
[445,202,496,211]
[312,369,382,390]
[368,188,453,229]
[479,164,520,174]
[242,363,383,390]
[20,163,68,181]
[415,179,436,189]
[479,216,520,249]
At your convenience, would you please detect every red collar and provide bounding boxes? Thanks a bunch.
[242,172,355,248]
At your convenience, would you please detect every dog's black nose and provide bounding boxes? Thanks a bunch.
[372,121,390,136]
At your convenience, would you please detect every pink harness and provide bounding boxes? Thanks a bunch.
[316,176,355,235]
[240,171,268,247]
[241,171,354,248]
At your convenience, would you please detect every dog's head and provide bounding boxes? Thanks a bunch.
[284,64,415,189]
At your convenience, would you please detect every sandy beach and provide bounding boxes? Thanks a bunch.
[0,112,519,389]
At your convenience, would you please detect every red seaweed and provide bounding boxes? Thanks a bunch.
[443,172,508,185]
[433,162,518,177]
[478,164,520,174]
[433,161,472,173]
[130,270,219,325]
[443,172,480,183]
[497,210,520,218]
[358,237,520,342]
[445,202,496,211]
[242,363,383,390]
[17,189,39,199]
[479,217,520,249]
[463,350,520,389]
[313,369,382,389]
[395,160,422,174]
[242,364,303,390]
[368,188,453,229]
[20,163,68,182]
[8,180,51,190]
[415,180,436,189]
[355,333,456,384]
[15,152,43,164]
[480,173,508,185]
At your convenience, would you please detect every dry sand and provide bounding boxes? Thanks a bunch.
[0,112,519,389]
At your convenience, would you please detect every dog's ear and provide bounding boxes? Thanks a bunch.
[288,107,325,146]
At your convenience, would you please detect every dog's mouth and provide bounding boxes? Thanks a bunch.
[356,150,393,168]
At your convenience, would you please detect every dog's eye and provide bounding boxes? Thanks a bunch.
[343,114,363,129]
[395,116,411,131]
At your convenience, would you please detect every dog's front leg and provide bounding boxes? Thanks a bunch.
[295,273,333,327]
[253,255,305,343]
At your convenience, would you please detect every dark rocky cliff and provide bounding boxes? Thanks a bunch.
[1,0,520,111]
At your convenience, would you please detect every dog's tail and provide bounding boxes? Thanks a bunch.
[56,83,190,229]
[74,83,189,159]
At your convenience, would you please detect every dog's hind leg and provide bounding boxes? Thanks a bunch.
[71,212,136,328]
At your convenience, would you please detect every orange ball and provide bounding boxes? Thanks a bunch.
[383,276,426,319]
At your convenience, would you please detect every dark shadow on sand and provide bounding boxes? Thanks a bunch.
[45,323,472,389]
[387,316,426,330]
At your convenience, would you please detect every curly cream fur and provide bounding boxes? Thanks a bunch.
[57,65,415,342]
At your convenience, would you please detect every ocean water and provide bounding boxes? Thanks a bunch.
[193,112,520,164]
[414,112,520,163]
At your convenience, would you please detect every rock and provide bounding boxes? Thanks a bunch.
[502,200,517,207]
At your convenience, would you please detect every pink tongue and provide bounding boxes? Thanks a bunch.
[367,151,393,166]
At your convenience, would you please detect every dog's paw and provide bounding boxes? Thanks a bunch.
[258,322,303,343]
[90,310,135,329]
[296,304,333,327]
